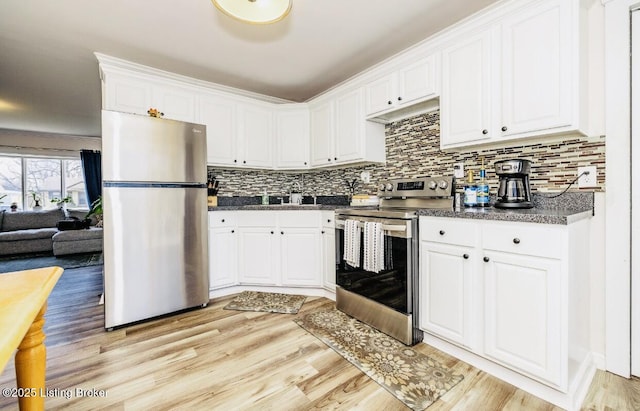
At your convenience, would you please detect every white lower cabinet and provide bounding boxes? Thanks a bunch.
[209,210,330,290]
[208,213,238,289]
[280,227,321,286]
[483,250,562,385]
[419,216,591,400]
[237,226,279,285]
[321,211,336,291]
[419,241,475,349]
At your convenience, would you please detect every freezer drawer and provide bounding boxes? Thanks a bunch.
[104,186,209,328]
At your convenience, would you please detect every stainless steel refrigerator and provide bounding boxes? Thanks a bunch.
[102,110,209,329]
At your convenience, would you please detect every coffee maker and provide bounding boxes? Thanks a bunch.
[494,159,533,209]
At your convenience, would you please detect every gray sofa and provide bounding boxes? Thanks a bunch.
[0,208,103,257]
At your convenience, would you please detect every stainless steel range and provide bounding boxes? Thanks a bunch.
[334,177,454,345]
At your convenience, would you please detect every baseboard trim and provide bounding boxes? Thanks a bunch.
[209,285,336,301]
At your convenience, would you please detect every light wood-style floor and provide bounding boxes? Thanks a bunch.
[0,265,638,410]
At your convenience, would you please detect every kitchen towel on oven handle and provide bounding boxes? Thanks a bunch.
[344,219,361,268]
[364,221,384,273]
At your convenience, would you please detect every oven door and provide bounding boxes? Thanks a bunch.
[334,215,417,315]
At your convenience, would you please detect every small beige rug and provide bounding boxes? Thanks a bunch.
[295,309,464,410]
[224,291,306,314]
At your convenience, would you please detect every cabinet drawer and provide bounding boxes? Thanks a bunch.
[237,211,277,227]
[321,211,335,228]
[420,217,477,247]
[278,210,320,227]
[209,212,236,227]
[481,222,565,259]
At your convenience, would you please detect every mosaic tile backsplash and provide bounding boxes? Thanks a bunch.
[208,110,605,198]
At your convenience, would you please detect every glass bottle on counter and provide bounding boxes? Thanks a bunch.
[463,170,478,207]
[477,157,490,207]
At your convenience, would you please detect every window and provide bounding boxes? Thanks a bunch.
[0,156,88,211]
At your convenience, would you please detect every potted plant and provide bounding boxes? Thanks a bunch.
[50,195,73,210]
[30,192,42,211]
[85,196,103,227]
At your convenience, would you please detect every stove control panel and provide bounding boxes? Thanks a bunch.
[378,177,455,198]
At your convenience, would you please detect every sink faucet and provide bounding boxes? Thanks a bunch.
[290,180,303,205]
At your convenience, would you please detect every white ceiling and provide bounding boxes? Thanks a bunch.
[0,0,500,137]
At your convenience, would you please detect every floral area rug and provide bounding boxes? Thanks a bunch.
[223,291,306,314]
[294,309,464,410]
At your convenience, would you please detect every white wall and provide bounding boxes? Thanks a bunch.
[603,0,636,377]
[0,129,100,157]
[590,192,606,367]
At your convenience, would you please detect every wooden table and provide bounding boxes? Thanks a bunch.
[0,266,63,411]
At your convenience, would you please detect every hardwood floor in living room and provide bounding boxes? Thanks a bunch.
[0,265,638,410]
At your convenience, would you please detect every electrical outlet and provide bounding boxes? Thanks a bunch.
[453,163,465,179]
[577,166,597,188]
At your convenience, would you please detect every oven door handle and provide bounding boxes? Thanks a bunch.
[381,224,407,233]
[336,219,407,234]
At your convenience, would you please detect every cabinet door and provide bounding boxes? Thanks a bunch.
[103,74,151,115]
[322,228,336,291]
[440,30,493,147]
[310,102,335,167]
[237,227,278,285]
[275,107,310,169]
[483,250,563,388]
[152,84,196,122]
[398,55,438,105]
[420,241,474,348]
[280,227,321,286]
[365,74,396,115]
[238,103,274,168]
[209,226,238,289]
[334,89,364,163]
[500,0,571,137]
[198,94,237,166]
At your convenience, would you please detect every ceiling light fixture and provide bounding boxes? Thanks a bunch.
[212,0,292,25]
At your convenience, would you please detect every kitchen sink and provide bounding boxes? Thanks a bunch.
[272,203,319,207]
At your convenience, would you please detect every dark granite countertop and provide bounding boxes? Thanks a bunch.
[209,204,345,211]
[416,206,592,225]
[207,192,594,225]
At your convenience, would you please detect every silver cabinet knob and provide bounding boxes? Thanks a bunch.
[438,180,449,190]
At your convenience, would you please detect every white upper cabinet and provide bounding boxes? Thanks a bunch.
[275,105,310,170]
[310,101,335,167]
[199,95,274,169]
[335,89,364,163]
[439,0,588,150]
[500,0,571,137]
[311,90,385,168]
[198,93,237,167]
[238,102,274,168]
[335,88,385,165]
[103,73,196,122]
[365,55,439,117]
[151,83,196,122]
[103,73,152,116]
[440,29,494,147]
